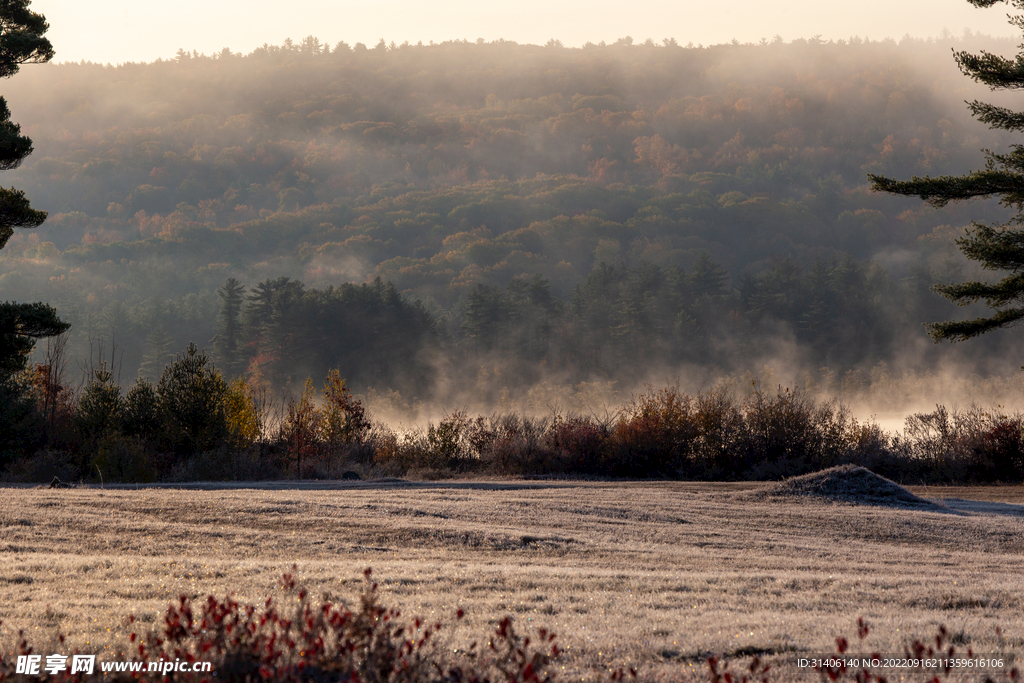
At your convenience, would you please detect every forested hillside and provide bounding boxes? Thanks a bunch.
[2,34,1021,405]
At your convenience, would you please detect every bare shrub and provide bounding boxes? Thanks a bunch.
[545,415,610,474]
[362,386,902,481]
[425,410,475,470]
[372,426,420,474]
[479,413,553,475]
[688,385,746,478]
[899,405,1024,483]
[20,361,1021,484]
[2,449,78,484]
[608,386,697,477]
[741,386,828,478]
[368,415,475,477]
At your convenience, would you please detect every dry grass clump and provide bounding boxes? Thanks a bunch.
[738,465,944,511]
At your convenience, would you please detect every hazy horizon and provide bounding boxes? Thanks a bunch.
[39,0,1020,65]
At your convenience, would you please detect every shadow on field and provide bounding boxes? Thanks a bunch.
[938,498,1024,517]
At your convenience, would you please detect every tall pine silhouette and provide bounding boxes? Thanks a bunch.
[0,1,66,379]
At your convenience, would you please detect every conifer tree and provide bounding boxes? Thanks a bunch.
[212,278,246,378]
[139,327,174,380]
[0,1,63,462]
[869,0,1024,341]
[157,343,228,457]
[0,1,64,383]
[0,0,53,250]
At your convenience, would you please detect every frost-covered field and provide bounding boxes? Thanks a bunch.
[1,473,1023,681]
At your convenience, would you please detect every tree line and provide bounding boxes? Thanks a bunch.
[7,353,1024,486]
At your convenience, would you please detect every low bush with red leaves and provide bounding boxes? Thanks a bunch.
[136,567,560,683]
[807,617,1019,683]
[0,568,559,683]
[0,576,1020,683]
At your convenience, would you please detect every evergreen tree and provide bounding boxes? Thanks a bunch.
[77,363,124,442]
[242,276,302,351]
[123,377,160,439]
[615,262,669,357]
[869,0,1024,342]
[139,327,174,380]
[505,275,561,359]
[0,0,53,249]
[0,2,64,381]
[461,284,507,351]
[688,253,729,299]
[212,277,245,378]
[0,301,67,375]
[157,343,229,457]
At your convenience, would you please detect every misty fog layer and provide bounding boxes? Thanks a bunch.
[3,35,1024,417]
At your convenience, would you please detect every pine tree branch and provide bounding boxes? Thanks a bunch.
[867,170,1024,206]
[964,0,1011,7]
[982,145,1024,174]
[928,307,1024,342]
[0,186,45,250]
[955,49,1024,89]
[951,223,1024,271]
[0,301,69,375]
[934,273,1024,306]
[872,0,1024,350]
[968,100,1024,131]
[0,1,53,79]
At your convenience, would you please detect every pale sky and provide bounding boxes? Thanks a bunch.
[35,0,1021,65]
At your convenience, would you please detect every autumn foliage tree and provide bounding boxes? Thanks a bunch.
[322,369,371,445]
[280,371,371,476]
[280,377,321,476]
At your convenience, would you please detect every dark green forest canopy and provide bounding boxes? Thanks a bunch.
[1,36,1022,389]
